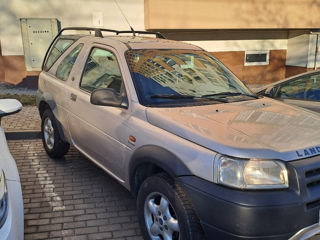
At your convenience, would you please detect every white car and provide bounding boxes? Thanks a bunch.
[0,99,24,240]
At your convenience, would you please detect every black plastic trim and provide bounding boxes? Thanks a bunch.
[178,175,317,240]
[129,145,192,192]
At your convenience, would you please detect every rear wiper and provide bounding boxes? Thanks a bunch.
[150,94,195,99]
[201,92,259,99]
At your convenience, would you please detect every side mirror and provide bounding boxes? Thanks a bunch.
[0,99,22,118]
[265,86,277,97]
[90,88,128,108]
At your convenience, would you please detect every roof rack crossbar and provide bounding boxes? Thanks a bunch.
[116,30,166,39]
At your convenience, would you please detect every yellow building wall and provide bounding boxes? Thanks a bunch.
[145,0,320,30]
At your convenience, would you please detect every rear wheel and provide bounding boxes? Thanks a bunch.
[41,109,69,158]
[137,173,204,240]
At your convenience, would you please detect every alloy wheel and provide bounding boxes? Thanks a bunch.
[144,192,180,240]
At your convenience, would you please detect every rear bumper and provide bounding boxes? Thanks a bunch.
[179,176,319,240]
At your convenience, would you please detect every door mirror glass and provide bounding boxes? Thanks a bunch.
[90,88,127,108]
[0,99,22,118]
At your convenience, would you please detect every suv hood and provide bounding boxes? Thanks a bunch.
[146,98,320,161]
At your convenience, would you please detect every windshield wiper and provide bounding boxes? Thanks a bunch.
[150,94,195,99]
[150,94,228,103]
[201,92,259,99]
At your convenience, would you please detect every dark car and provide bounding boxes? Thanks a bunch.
[255,70,320,113]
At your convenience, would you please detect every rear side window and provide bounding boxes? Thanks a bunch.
[44,39,74,71]
[56,44,83,81]
[80,48,123,93]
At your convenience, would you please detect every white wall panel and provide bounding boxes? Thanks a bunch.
[0,0,145,56]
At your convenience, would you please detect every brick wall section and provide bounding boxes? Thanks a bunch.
[0,41,40,86]
[285,66,311,78]
[211,50,287,85]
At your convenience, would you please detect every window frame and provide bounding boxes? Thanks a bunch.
[43,38,75,72]
[124,48,252,107]
[55,43,84,82]
[79,46,127,98]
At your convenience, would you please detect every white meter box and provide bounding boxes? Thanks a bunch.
[20,18,59,71]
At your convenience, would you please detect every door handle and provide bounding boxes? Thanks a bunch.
[70,93,77,101]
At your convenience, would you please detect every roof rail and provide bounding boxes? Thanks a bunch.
[57,27,166,39]
[42,27,166,70]
[58,27,118,38]
[116,30,165,39]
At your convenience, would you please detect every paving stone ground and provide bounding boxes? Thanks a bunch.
[3,107,143,240]
[2,106,41,132]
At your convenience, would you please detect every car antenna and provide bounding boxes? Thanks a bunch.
[114,0,136,37]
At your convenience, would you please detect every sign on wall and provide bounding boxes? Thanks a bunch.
[20,18,59,71]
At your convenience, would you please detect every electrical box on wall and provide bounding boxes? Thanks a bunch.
[20,18,59,71]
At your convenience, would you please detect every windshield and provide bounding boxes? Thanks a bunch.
[126,49,253,107]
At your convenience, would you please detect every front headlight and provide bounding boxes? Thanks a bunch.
[0,170,8,228]
[214,155,289,189]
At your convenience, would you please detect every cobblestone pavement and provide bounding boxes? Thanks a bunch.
[3,107,143,240]
[2,106,41,132]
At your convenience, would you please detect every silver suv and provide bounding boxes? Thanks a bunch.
[37,27,320,240]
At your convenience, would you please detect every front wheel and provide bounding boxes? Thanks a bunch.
[137,173,205,240]
[41,109,69,158]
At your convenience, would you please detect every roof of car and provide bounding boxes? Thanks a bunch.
[60,34,203,50]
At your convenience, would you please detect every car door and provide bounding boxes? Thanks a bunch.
[273,72,320,113]
[66,44,132,181]
[41,41,84,139]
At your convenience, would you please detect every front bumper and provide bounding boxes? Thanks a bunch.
[178,155,320,239]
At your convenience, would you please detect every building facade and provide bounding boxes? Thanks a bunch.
[1,0,320,87]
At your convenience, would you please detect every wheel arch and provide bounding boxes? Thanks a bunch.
[38,98,67,142]
[129,145,192,197]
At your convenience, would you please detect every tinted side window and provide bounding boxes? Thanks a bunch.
[44,39,74,71]
[80,48,123,93]
[275,74,320,101]
[56,44,83,81]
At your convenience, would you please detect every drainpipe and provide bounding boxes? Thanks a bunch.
[314,33,319,70]
[311,30,320,70]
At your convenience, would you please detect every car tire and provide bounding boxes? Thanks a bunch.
[41,109,69,158]
[137,173,205,240]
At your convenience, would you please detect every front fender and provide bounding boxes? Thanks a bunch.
[129,145,192,192]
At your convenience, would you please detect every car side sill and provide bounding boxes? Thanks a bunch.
[72,140,125,184]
